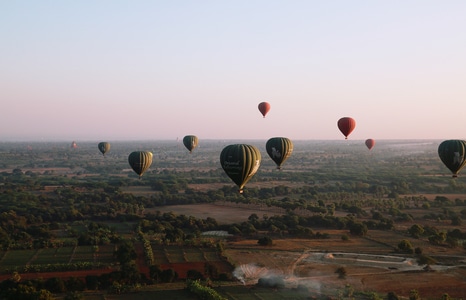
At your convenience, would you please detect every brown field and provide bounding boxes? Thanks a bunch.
[148,202,286,224]
[225,237,466,299]
[16,198,463,299]
[154,203,466,299]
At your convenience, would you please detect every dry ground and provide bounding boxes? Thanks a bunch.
[147,202,285,224]
[146,202,466,298]
[225,237,466,299]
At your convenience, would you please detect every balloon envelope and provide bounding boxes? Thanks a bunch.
[98,142,111,156]
[337,117,356,139]
[183,135,199,153]
[438,140,466,178]
[365,139,375,150]
[128,151,153,178]
[266,137,294,169]
[258,102,271,118]
[220,144,261,193]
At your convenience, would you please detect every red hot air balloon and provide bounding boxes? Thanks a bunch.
[365,139,375,150]
[337,117,356,139]
[258,102,271,118]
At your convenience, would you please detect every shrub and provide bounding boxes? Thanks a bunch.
[257,236,273,246]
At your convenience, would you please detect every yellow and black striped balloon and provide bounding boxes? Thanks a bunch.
[98,142,111,156]
[266,137,293,169]
[220,144,261,193]
[128,151,153,178]
[183,135,199,153]
[438,140,466,178]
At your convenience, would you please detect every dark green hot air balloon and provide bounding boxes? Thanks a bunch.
[220,144,261,193]
[266,137,293,169]
[98,142,111,156]
[128,151,153,178]
[183,135,199,153]
[438,140,466,178]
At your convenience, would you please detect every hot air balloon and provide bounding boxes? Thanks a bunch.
[266,137,294,169]
[258,102,271,118]
[365,139,375,150]
[183,135,199,153]
[337,117,356,139]
[128,151,153,178]
[71,141,77,149]
[98,142,111,156]
[438,140,466,178]
[220,144,261,193]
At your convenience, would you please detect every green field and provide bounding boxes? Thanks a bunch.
[0,249,37,270]
[0,245,115,273]
[151,245,222,265]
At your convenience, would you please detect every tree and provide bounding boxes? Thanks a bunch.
[387,291,399,300]
[441,293,451,300]
[149,265,163,282]
[110,281,123,294]
[85,275,100,290]
[349,222,367,236]
[187,269,204,280]
[397,239,414,254]
[204,262,219,279]
[248,213,259,224]
[160,268,178,283]
[409,289,420,300]
[64,291,84,300]
[45,277,66,293]
[37,289,55,300]
[408,224,424,238]
[120,263,141,284]
[344,284,354,297]
[114,241,137,265]
[428,232,446,245]
[335,267,347,279]
[10,272,21,283]
[258,236,273,246]
[66,277,86,292]
[451,216,462,226]
[417,254,437,265]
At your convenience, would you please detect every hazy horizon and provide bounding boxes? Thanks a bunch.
[2,1,466,141]
[0,137,444,144]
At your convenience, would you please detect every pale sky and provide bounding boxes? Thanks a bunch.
[2,1,466,141]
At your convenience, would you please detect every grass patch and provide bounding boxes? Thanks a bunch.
[106,222,136,235]
[0,249,37,270]
[203,249,221,261]
[32,248,70,264]
[164,247,185,263]
[183,247,205,262]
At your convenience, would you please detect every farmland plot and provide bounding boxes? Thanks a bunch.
[183,247,205,262]
[70,246,95,263]
[152,246,224,264]
[30,248,70,264]
[151,246,170,265]
[164,246,185,263]
[0,249,37,271]
[0,245,118,274]
[94,244,116,264]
